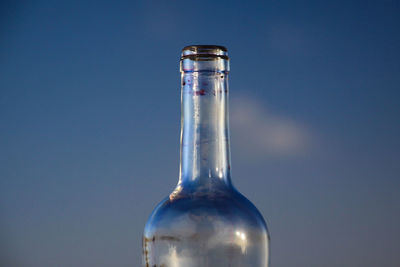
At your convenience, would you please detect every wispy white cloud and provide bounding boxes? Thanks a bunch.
[157,214,252,266]
[230,96,311,158]
[160,246,194,267]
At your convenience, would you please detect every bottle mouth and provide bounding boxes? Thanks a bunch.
[180,45,230,72]
[181,45,229,60]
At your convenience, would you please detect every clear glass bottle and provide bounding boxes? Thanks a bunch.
[143,45,270,267]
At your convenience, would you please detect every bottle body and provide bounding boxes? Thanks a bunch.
[143,45,270,267]
[143,188,269,266]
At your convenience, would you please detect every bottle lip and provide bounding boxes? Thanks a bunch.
[181,54,229,61]
[181,45,229,59]
[182,45,227,52]
[180,45,230,72]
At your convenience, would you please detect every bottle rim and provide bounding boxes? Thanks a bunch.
[182,45,227,52]
[180,45,229,72]
[181,45,229,60]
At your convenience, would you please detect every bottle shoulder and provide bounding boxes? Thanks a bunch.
[144,186,268,235]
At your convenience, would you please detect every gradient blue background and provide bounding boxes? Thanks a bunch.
[1,1,399,266]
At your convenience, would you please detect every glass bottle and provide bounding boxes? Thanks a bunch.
[143,45,270,267]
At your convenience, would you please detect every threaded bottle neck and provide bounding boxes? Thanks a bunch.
[180,45,230,73]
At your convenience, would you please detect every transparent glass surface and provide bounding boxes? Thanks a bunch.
[143,45,270,267]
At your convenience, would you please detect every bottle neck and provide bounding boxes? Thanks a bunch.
[178,71,232,190]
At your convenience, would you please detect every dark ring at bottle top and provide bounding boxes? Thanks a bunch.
[181,45,229,59]
[180,45,230,72]
[182,45,227,51]
[181,54,229,61]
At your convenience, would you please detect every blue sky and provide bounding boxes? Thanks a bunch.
[1,1,399,266]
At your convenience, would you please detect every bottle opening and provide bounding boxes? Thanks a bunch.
[180,45,230,72]
[182,45,228,57]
